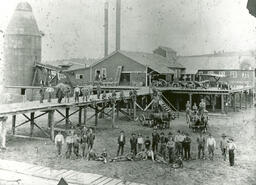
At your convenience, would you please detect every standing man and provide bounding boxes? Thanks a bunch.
[152,129,160,153]
[80,130,88,158]
[56,87,64,104]
[206,133,216,160]
[220,133,228,161]
[64,86,71,103]
[87,128,95,151]
[54,131,65,156]
[39,84,45,103]
[197,132,205,159]
[174,130,184,157]
[73,132,80,158]
[66,130,74,159]
[46,84,54,103]
[192,103,198,114]
[137,133,144,152]
[144,136,151,151]
[96,84,101,99]
[130,133,137,155]
[183,133,191,160]
[227,138,236,166]
[117,131,126,156]
[74,85,80,103]
[159,132,168,160]
[166,132,175,164]
[199,99,206,115]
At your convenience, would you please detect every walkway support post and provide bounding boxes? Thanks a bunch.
[83,105,87,126]
[48,110,55,141]
[30,112,35,137]
[12,115,16,135]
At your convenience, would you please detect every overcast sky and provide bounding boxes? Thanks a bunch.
[0,0,256,61]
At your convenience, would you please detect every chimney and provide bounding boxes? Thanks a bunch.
[104,1,109,57]
[116,0,121,51]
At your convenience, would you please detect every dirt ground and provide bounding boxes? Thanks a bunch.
[0,108,255,185]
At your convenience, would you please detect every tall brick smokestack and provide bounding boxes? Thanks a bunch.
[116,0,121,51]
[104,1,109,57]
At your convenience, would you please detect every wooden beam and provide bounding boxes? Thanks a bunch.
[78,107,82,125]
[34,122,50,138]
[233,93,237,112]
[12,115,16,135]
[112,103,115,128]
[221,94,224,114]
[119,109,133,120]
[95,105,98,127]
[239,93,242,109]
[31,68,38,86]
[65,108,69,128]
[48,110,55,141]
[189,93,192,106]
[245,92,248,109]
[30,112,35,137]
[133,100,136,121]
[83,105,87,126]
[116,102,119,119]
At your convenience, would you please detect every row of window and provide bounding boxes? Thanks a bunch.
[74,68,107,80]
[199,71,250,79]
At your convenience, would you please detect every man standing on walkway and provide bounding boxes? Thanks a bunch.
[206,133,216,160]
[117,131,126,156]
[220,133,228,161]
[39,84,45,103]
[46,84,54,103]
[74,85,80,103]
[197,132,205,159]
[152,129,160,153]
[228,138,237,166]
[54,131,65,156]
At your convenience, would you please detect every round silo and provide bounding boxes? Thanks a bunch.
[3,1,41,86]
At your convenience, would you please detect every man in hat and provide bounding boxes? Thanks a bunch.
[54,131,65,156]
[220,133,228,161]
[227,138,237,166]
[130,133,137,155]
[74,85,80,103]
[39,84,45,103]
[117,131,126,156]
[144,136,151,151]
[159,132,168,160]
[206,133,216,160]
[197,132,205,159]
[199,99,206,115]
[174,130,184,157]
[152,129,160,153]
[166,132,175,163]
[183,133,191,160]
[65,130,74,159]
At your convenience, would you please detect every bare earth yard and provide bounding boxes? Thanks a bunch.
[0,108,255,185]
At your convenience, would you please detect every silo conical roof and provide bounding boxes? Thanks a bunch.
[6,1,41,36]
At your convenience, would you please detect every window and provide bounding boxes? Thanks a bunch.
[198,71,203,75]
[95,69,101,81]
[58,73,66,79]
[230,71,237,78]
[208,71,214,75]
[76,74,84,79]
[219,71,225,76]
[101,68,107,79]
[242,71,249,78]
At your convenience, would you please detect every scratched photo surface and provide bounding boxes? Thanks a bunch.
[0,1,255,185]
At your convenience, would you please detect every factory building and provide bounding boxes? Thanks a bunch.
[3,2,42,87]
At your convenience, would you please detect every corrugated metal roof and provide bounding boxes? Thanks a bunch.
[177,55,256,74]
[119,50,184,74]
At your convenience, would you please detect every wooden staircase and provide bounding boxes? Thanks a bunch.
[159,94,179,118]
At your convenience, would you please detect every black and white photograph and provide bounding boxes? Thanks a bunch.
[0,0,255,184]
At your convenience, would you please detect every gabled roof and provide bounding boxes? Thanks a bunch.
[92,50,184,74]
[177,54,255,74]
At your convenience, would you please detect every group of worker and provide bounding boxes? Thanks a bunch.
[185,99,208,124]
[54,126,237,167]
[39,84,99,104]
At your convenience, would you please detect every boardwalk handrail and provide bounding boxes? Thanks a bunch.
[160,93,178,112]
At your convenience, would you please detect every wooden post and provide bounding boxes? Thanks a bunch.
[212,95,216,112]
[30,112,35,137]
[249,90,252,108]
[95,105,98,127]
[84,105,87,126]
[221,94,224,113]
[176,96,180,111]
[48,110,55,141]
[1,117,7,148]
[112,103,115,128]
[133,100,137,121]
[78,107,82,125]
[66,107,70,128]
[189,93,192,106]
[239,93,242,109]
[233,93,236,112]
[116,102,119,120]
[245,91,248,109]
[12,115,16,135]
